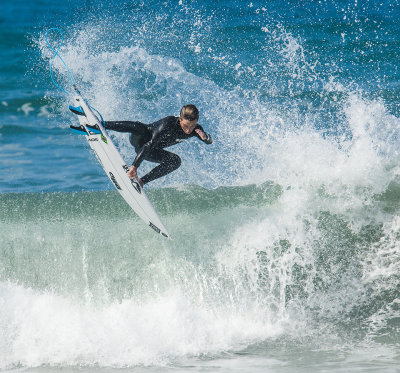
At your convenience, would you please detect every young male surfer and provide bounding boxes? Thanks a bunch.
[104,104,212,188]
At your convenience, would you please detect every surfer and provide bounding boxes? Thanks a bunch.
[104,104,212,187]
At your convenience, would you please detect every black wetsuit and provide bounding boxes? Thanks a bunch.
[104,116,212,185]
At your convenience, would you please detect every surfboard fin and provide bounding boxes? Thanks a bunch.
[131,180,142,194]
[70,124,87,135]
[85,123,102,134]
[69,105,85,116]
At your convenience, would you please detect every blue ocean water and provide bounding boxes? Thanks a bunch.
[1,0,400,372]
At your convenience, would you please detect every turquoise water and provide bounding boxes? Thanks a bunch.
[1,0,400,371]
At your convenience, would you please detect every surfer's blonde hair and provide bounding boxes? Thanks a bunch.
[180,104,199,122]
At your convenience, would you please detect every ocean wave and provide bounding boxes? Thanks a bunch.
[1,178,399,368]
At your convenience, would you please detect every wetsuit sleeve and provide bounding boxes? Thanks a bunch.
[132,119,167,168]
[194,125,213,144]
[104,121,147,133]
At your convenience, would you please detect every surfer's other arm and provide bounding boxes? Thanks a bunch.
[194,126,212,144]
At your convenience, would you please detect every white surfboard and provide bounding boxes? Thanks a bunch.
[69,88,170,238]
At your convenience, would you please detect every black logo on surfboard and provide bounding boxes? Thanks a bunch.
[109,172,122,190]
[149,222,161,234]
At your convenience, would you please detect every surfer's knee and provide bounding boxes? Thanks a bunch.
[168,153,181,170]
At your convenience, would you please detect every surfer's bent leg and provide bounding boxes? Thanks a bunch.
[141,149,181,185]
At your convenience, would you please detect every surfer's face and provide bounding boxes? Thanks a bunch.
[179,117,198,134]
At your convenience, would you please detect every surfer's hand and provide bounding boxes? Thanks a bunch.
[127,166,137,179]
[195,129,207,140]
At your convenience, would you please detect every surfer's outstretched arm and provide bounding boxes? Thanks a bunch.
[104,121,147,133]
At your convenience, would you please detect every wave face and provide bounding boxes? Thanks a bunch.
[1,180,400,368]
[1,0,400,370]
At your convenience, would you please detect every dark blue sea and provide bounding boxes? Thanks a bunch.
[1,0,400,371]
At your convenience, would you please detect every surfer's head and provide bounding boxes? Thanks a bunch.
[179,104,199,134]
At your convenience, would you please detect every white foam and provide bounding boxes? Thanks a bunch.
[0,281,281,369]
[17,103,35,116]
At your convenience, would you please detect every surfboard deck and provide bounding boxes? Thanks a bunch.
[69,88,170,239]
